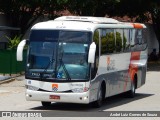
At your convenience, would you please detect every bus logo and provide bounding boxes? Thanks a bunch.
[107,56,110,65]
[106,56,115,71]
[52,84,58,91]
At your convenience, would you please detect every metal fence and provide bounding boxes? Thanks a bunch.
[0,50,26,75]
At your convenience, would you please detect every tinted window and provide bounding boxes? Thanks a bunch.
[30,30,59,41]
[101,29,115,54]
[123,29,131,52]
[115,29,123,52]
[130,29,146,51]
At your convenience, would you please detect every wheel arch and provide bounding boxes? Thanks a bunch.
[134,73,138,89]
[100,80,106,100]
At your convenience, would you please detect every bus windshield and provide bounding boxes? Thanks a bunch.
[26,30,91,81]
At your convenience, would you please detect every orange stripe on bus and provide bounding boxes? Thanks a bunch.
[124,52,141,91]
[131,23,143,29]
[129,52,141,81]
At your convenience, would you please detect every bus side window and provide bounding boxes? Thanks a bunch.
[133,29,142,51]
[130,29,144,51]
[101,29,115,54]
[115,29,123,52]
[123,29,131,52]
[91,29,100,79]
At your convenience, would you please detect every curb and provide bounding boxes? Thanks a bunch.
[0,78,15,85]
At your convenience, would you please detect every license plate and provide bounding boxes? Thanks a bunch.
[50,95,60,100]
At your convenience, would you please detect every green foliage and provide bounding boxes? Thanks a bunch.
[111,0,160,52]
[111,0,151,22]
[101,32,127,54]
[61,0,120,16]
[93,30,99,44]
[101,37,107,54]
[115,32,122,52]
[106,32,116,53]
[0,0,67,35]
[6,35,22,50]
[101,32,115,54]
[0,0,159,52]
[123,33,127,50]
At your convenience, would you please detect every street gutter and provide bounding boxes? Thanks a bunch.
[0,78,15,85]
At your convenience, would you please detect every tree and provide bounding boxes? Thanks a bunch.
[109,0,160,55]
[0,0,120,36]
[2,0,159,54]
[0,0,67,36]
[63,0,120,16]
[150,2,160,55]
[64,0,160,54]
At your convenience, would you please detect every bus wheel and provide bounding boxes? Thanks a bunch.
[93,87,103,108]
[127,78,136,98]
[41,101,51,107]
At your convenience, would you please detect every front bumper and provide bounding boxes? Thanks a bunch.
[26,90,90,104]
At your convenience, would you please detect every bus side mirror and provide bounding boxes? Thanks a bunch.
[88,42,96,63]
[17,39,27,61]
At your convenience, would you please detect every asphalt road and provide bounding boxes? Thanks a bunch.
[0,67,160,119]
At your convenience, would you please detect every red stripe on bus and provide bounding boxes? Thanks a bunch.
[124,52,141,91]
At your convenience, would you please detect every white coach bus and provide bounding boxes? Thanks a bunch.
[17,16,148,107]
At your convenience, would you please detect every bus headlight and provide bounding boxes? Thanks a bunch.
[26,85,39,91]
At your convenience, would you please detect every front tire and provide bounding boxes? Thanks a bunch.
[41,101,51,107]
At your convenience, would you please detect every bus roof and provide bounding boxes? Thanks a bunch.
[54,16,120,24]
[31,16,146,31]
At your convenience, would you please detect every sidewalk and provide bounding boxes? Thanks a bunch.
[0,75,11,81]
[147,60,160,71]
[0,74,24,85]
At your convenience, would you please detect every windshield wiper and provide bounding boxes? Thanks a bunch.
[58,59,71,80]
[40,58,55,80]
[57,43,71,80]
